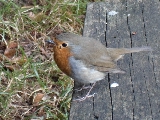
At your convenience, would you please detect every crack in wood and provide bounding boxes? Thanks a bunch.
[126,1,136,119]
[143,69,154,120]
[141,2,148,45]
[108,73,113,120]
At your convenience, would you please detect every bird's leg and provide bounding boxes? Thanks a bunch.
[73,82,96,102]
[74,84,92,91]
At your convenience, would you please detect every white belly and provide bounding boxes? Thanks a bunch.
[69,57,106,83]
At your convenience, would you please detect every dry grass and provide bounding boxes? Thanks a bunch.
[0,0,103,119]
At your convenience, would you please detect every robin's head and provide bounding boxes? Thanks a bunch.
[46,37,72,76]
[46,37,70,52]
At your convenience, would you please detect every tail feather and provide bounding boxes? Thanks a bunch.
[124,46,152,53]
[107,46,152,61]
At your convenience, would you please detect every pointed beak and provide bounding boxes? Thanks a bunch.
[45,40,55,45]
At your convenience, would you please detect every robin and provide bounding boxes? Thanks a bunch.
[47,32,152,101]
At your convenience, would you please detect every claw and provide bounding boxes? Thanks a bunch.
[73,83,96,102]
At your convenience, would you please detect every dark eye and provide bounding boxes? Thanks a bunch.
[62,43,68,47]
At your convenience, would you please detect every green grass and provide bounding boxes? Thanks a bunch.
[0,0,103,119]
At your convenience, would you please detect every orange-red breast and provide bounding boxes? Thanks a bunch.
[47,32,152,84]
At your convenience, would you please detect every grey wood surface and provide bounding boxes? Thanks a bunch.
[69,0,160,120]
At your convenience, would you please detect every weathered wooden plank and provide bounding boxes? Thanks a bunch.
[142,0,160,119]
[105,1,135,120]
[83,2,107,44]
[86,3,112,120]
[70,2,112,120]
[126,1,153,119]
[69,1,159,120]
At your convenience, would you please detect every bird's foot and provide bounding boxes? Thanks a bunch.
[74,85,92,92]
[73,93,97,102]
[73,83,96,102]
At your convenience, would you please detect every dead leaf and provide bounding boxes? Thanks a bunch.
[0,53,13,64]
[8,41,18,49]
[33,93,44,104]
[4,41,18,58]
[4,49,16,58]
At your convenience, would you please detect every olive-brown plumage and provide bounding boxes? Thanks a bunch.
[50,32,152,84]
